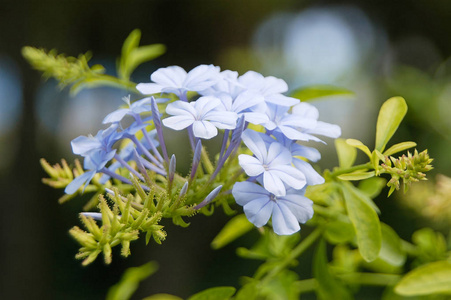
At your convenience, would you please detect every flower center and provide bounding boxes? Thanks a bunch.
[270,194,277,202]
[263,164,269,171]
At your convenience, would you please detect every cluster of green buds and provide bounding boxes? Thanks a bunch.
[381,149,433,196]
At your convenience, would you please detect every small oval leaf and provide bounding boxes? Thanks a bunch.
[338,171,375,181]
[383,142,417,156]
[342,183,382,262]
[375,97,408,152]
[188,287,236,300]
[395,261,451,296]
[335,138,357,168]
[211,214,254,249]
[346,139,372,158]
[290,85,354,102]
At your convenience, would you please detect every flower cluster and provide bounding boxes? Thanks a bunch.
[67,64,340,236]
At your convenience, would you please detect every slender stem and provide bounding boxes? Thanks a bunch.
[260,228,323,283]
[131,135,164,168]
[338,273,401,286]
[100,168,150,191]
[141,128,164,162]
[114,154,145,182]
[329,162,373,178]
[201,147,214,174]
[219,130,229,161]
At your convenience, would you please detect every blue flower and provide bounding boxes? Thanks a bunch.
[216,91,268,125]
[102,96,157,124]
[238,129,306,196]
[232,181,313,235]
[71,124,121,157]
[65,149,115,194]
[290,102,341,142]
[238,71,300,107]
[136,65,221,99]
[162,96,238,139]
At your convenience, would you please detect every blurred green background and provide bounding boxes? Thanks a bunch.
[1,0,450,299]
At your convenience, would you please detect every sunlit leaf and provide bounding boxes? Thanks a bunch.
[323,220,355,244]
[358,177,387,199]
[395,261,451,296]
[290,85,354,102]
[313,239,353,300]
[211,214,254,249]
[383,142,417,156]
[379,224,406,267]
[187,287,236,300]
[337,171,375,181]
[375,97,408,152]
[335,138,357,168]
[106,262,158,300]
[342,183,381,262]
[235,282,258,300]
[346,139,372,158]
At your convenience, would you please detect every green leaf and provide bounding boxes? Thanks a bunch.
[342,183,382,262]
[106,262,158,300]
[323,220,355,244]
[346,139,372,158]
[234,282,258,300]
[143,294,183,300]
[290,85,354,102]
[211,214,254,249]
[187,287,236,300]
[118,29,166,80]
[383,142,417,156]
[313,239,353,300]
[394,261,451,296]
[335,138,357,168]
[375,97,408,152]
[358,177,387,199]
[378,224,406,268]
[126,44,166,78]
[337,171,375,181]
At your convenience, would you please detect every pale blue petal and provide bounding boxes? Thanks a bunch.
[280,114,317,130]
[241,129,268,162]
[292,102,319,119]
[293,159,325,185]
[264,94,299,106]
[65,171,95,194]
[266,142,292,165]
[238,71,265,90]
[184,65,220,91]
[193,96,221,116]
[136,83,163,95]
[166,100,197,116]
[238,155,265,176]
[206,111,238,129]
[71,136,101,156]
[272,203,300,235]
[242,112,269,125]
[162,115,194,130]
[260,76,289,94]
[270,165,306,190]
[192,120,218,139]
[243,199,274,227]
[232,181,270,206]
[102,109,129,124]
[263,171,286,196]
[306,121,341,138]
[291,144,321,162]
[232,91,264,113]
[279,193,314,224]
[151,66,186,88]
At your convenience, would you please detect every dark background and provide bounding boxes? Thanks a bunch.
[1,0,450,299]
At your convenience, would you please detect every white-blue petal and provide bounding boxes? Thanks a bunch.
[266,142,292,166]
[65,171,95,195]
[192,120,218,139]
[270,165,306,190]
[293,159,325,186]
[136,83,163,95]
[271,203,301,235]
[151,66,186,88]
[238,154,265,176]
[166,100,197,116]
[162,115,194,130]
[232,181,269,206]
[279,194,313,224]
[243,199,274,227]
[241,129,268,162]
[263,171,286,196]
[102,109,130,124]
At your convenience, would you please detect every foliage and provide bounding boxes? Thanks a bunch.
[24,29,450,299]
